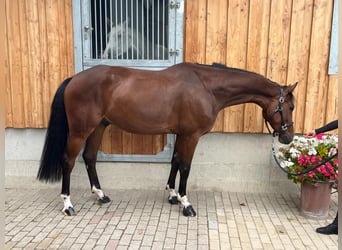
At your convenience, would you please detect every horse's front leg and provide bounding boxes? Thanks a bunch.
[83,122,111,204]
[171,135,199,217]
[178,161,196,217]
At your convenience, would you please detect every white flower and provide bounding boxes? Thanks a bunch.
[289,147,300,158]
[307,148,317,156]
[280,160,294,168]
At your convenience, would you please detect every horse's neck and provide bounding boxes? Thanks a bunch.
[207,73,278,111]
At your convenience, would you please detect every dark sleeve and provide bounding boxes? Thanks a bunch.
[315,120,338,134]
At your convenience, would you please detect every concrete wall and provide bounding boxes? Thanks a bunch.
[5,129,299,194]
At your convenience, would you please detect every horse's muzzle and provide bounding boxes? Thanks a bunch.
[278,133,293,144]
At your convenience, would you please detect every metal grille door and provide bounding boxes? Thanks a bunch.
[92,0,169,60]
[74,0,183,70]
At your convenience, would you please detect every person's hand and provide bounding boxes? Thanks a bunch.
[329,147,338,157]
[305,130,316,138]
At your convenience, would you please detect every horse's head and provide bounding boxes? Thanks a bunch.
[102,20,132,59]
[263,83,298,144]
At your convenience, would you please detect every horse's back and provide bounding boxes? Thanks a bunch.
[65,63,210,111]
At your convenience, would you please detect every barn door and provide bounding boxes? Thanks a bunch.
[72,0,184,162]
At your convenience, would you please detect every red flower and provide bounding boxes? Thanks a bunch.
[311,155,317,164]
[308,171,315,178]
[325,162,334,172]
[316,133,324,140]
[298,155,305,165]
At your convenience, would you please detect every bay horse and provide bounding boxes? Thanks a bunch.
[37,62,297,217]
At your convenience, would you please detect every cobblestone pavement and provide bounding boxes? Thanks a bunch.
[5,188,338,249]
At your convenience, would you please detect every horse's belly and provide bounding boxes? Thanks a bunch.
[111,119,172,134]
[106,110,173,134]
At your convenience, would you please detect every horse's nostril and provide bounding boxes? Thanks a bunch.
[279,133,293,144]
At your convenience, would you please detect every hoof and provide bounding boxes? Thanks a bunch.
[63,206,75,216]
[98,195,111,204]
[183,205,196,217]
[168,196,179,205]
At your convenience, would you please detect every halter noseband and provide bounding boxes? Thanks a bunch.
[265,87,293,137]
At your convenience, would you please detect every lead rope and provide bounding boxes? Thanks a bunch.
[271,136,338,176]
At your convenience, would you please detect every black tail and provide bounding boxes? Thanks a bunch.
[37,77,73,182]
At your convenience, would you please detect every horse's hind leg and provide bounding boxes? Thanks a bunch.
[82,120,111,203]
[61,135,87,216]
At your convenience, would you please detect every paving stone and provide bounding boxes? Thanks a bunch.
[5,188,338,249]
[163,237,176,249]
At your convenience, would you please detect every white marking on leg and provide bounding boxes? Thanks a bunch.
[169,189,177,198]
[166,185,177,199]
[92,186,105,199]
[61,194,73,211]
[177,194,191,208]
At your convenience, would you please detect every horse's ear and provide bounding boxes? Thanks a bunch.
[106,17,114,28]
[125,18,131,27]
[285,82,298,93]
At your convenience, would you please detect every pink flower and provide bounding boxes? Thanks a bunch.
[298,155,305,165]
[323,171,330,177]
[305,155,311,164]
[308,171,315,178]
[317,165,330,177]
[325,162,334,172]
[316,133,323,140]
[311,155,317,164]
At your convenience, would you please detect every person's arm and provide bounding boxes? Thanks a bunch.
[315,120,338,134]
[306,120,338,137]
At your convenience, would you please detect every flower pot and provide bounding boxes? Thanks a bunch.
[300,182,333,219]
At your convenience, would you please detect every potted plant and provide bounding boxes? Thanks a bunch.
[277,133,338,219]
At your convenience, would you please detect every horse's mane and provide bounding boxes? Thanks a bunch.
[196,63,293,99]
[199,62,272,81]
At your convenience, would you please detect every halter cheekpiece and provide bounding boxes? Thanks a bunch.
[265,87,293,137]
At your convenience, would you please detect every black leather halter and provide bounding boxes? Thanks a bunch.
[265,87,293,137]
